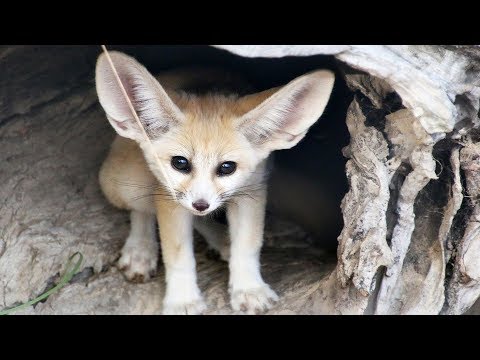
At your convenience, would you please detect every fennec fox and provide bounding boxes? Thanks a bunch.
[96,51,334,314]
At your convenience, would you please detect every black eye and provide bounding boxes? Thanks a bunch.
[171,156,191,173]
[217,161,237,176]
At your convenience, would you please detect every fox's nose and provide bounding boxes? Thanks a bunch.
[192,199,210,212]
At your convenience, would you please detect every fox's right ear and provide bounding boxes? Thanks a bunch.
[95,51,184,142]
[236,70,334,154]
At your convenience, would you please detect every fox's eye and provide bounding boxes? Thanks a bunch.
[217,161,237,176]
[171,156,191,173]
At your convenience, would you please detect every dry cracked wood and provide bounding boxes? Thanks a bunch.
[217,45,480,314]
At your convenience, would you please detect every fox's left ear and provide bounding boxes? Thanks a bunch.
[237,70,335,153]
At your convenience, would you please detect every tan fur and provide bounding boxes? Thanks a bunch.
[100,136,156,212]
[96,52,334,314]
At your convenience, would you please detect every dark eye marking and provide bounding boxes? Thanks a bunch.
[217,161,237,176]
[171,156,191,173]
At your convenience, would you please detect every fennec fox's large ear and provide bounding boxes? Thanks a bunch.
[95,51,184,142]
[237,70,334,152]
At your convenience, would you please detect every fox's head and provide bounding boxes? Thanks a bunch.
[96,51,334,216]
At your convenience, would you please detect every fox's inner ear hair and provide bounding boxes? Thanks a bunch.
[236,70,335,152]
[95,51,184,142]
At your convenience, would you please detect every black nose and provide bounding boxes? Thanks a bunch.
[192,199,210,212]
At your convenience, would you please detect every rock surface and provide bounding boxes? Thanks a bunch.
[0,45,335,315]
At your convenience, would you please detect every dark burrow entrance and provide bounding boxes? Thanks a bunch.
[0,45,353,314]
[153,46,348,242]
[109,45,352,256]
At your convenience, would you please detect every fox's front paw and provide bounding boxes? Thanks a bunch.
[162,298,207,315]
[118,243,158,283]
[230,285,279,314]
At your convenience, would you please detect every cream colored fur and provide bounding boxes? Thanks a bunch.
[96,51,334,314]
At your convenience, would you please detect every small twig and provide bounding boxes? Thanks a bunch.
[0,252,83,315]
[100,45,177,201]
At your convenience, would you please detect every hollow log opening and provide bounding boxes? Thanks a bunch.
[1,45,480,314]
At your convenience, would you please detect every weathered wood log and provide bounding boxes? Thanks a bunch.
[216,45,480,314]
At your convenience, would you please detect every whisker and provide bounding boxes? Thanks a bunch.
[128,186,183,202]
[113,181,159,190]
[129,193,175,203]
[222,182,267,195]
[218,181,267,203]
[110,177,169,191]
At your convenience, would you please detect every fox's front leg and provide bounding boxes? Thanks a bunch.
[156,200,206,315]
[227,190,278,314]
[118,211,158,282]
